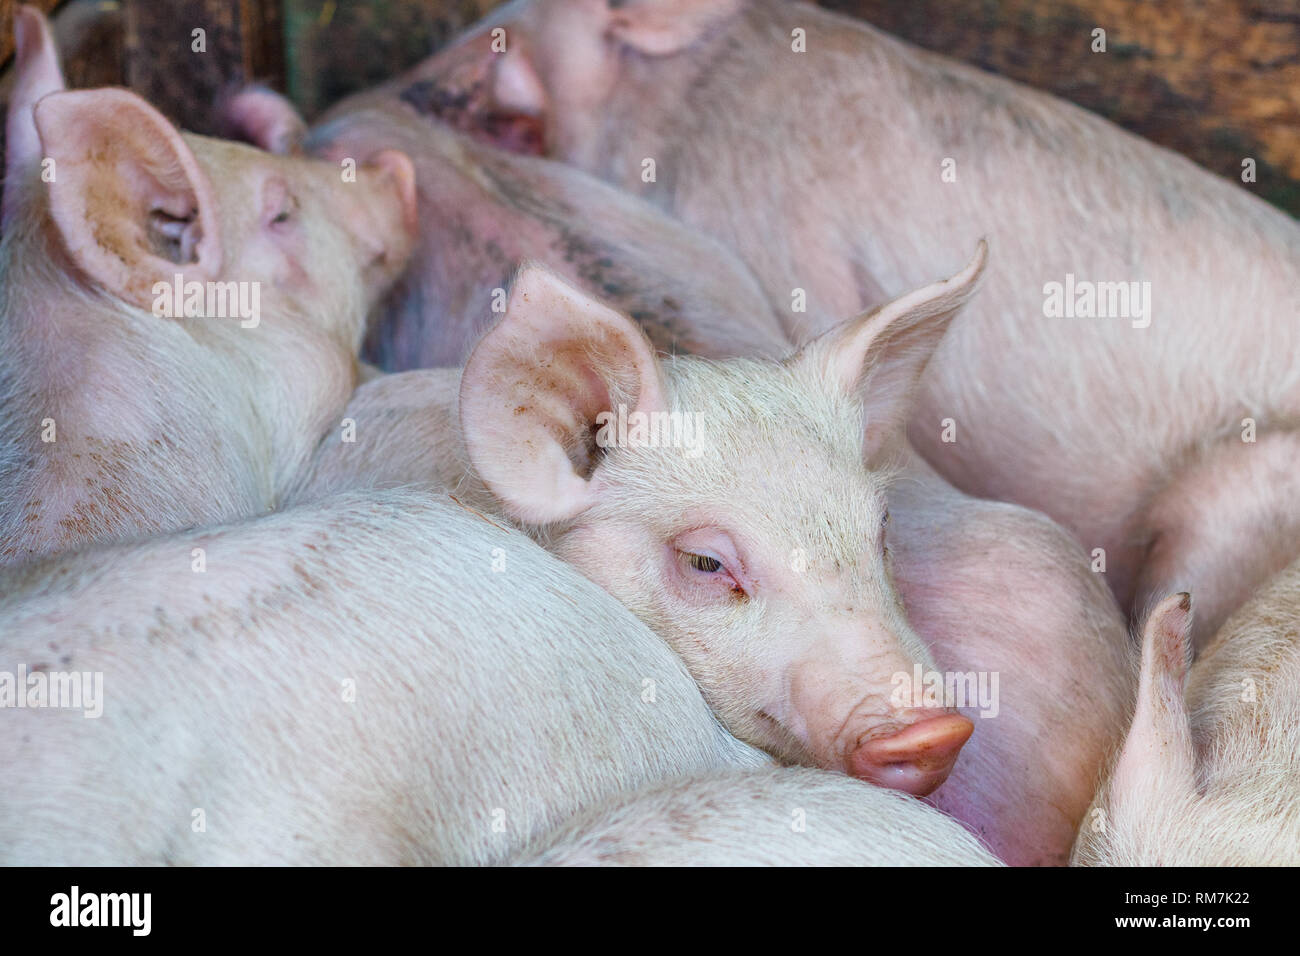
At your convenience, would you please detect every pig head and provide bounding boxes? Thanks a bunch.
[221,83,791,368]
[0,6,417,564]
[453,243,991,794]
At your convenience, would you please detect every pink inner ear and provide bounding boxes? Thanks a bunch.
[460,266,666,525]
[34,89,222,310]
[505,268,667,417]
[403,31,549,156]
[493,48,547,119]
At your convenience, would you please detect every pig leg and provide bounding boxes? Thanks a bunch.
[1134,429,1300,650]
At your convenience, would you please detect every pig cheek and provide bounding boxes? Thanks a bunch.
[551,520,655,611]
[248,230,313,300]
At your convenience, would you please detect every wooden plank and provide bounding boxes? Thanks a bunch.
[245,0,283,92]
[52,0,124,89]
[123,0,283,135]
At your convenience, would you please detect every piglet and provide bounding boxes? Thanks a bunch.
[294,252,996,799]
[0,7,417,566]
[294,244,1136,863]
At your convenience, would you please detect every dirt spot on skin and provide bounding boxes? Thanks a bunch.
[292,560,328,595]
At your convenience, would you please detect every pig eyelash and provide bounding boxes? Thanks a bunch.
[683,551,723,573]
[269,198,298,227]
[676,549,748,599]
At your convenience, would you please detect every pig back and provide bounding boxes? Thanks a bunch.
[0,489,760,865]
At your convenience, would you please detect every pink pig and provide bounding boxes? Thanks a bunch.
[292,248,1133,863]
[423,0,1300,648]
[0,6,417,566]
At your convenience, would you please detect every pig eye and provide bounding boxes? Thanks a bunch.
[262,178,298,229]
[669,531,749,601]
[682,551,723,574]
[268,198,297,227]
[881,509,890,529]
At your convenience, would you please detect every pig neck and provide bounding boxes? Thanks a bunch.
[0,222,319,566]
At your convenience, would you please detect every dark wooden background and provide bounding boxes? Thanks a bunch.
[2,0,1297,217]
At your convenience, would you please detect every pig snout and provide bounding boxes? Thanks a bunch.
[789,655,973,797]
[847,711,973,796]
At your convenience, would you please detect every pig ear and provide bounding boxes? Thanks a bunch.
[459,264,666,525]
[218,85,307,156]
[608,0,744,55]
[401,30,548,156]
[492,47,548,122]
[1110,593,1197,803]
[34,88,223,311]
[800,241,987,461]
[3,5,67,227]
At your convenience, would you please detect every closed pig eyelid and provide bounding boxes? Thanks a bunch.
[261,178,297,225]
[681,549,725,573]
[669,528,754,597]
